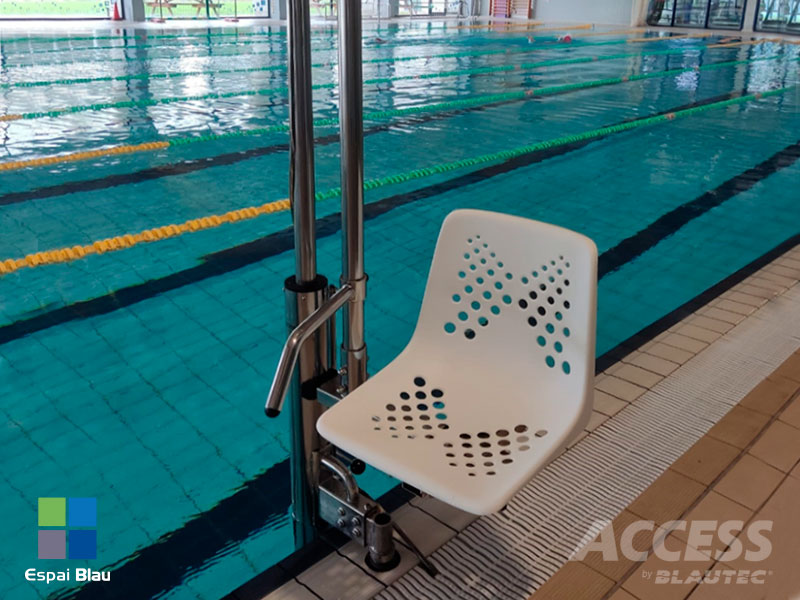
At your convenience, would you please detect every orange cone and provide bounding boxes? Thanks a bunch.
[112,2,122,20]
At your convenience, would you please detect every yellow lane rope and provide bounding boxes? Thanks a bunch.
[0,141,170,171]
[0,199,291,275]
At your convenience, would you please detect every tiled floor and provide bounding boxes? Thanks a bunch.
[258,244,800,600]
[533,349,800,600]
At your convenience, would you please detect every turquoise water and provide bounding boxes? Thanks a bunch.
[1,22,799,600]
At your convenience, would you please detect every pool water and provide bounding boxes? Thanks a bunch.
[1,22,799,600]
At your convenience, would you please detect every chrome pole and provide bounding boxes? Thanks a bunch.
[286,0,326,549]
[289,0,317,284]
[337,0,368,391]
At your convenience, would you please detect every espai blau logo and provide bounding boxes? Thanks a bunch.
[38,497,96,560]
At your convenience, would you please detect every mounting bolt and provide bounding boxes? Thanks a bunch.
[336,518,346,528]
[352,527,362,538]
[337,507,346,516]
[351,517,361,528]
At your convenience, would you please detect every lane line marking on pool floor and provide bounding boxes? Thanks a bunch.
[0,85,793,277]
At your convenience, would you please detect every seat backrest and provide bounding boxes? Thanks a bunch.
[410,209,598,405]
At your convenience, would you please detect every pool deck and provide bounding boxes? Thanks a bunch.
[246,242,800,600]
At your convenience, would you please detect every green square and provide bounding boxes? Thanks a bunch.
[38,498,66,527]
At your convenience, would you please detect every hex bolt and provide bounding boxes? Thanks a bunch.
[336,518,346,528]
[352,527,362,538]
[337,507,346,516]
[351,517,361,528]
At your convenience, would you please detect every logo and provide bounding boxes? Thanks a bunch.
[37,497,97,560]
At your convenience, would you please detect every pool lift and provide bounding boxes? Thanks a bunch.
[265,0,599,575]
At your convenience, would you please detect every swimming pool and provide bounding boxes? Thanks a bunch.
[1,22,799,600]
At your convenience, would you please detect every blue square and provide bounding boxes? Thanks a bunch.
[68,530,96,560]
[68,498,96,527]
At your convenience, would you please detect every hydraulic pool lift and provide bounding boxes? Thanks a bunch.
[263,0,436,574]
[264,0,599,577]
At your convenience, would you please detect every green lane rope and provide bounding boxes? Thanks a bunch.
[3,82,788,274]
[3,37,296,58]
[314,86,794,202]
[1,46,698,89]
[0,34,145,44]
[3,54,792,174]
[3,32,711,70]
[0,26,510,57]
[3,54,782,122]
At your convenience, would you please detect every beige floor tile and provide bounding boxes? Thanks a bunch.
[791,462,800,480]
[407,495,477,531]
[260,580,321,600]
[613,364,663,389]
[605,361,625,375]
[688,315,733,334]
[772,351,800,384]
[755,270,796,288]
[675,324,721,344]
[721,290,768,307]
[714,454,783,510]
[645,343,695,365]
[593,390,629,417]
[661,333,708,354]
[627,352,679,376]
[608,590,639,600]
[628,470,706,526]
[622,535,714,600]
[766,264,800,280]
[671,491,752,559]
[693,477,800,600]
[749,420,800,473]
[729,283,777,300]
[670,436,740,486]
[587,411,609,432]
[296,553,383,600]
[595,376,648,402]
[743,275,788,294]
[581,510,657,582]
[706,406,770,449]
[713,299,756,316]
[780,395,800,429]
[698,306,745,326]
[569,430,589,448]
[739,375,799,415]
[390,504,455,557]
[776,256,800,270]
[528,561,615,600]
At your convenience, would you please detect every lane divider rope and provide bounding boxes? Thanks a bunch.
[0,84,792,276]
[0,54,788,170]
[2,28,713,70]
[0,29,645,89]
[0,46,707,120]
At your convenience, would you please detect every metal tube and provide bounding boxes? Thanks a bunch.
[265,284,354,417]
[288,0,317,283]
[320,455,359,503]
[337,0,368,391]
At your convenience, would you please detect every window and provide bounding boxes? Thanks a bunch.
[756,0,800,32]
[646,0,746,28]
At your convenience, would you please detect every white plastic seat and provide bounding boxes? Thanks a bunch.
[317,209,598,515]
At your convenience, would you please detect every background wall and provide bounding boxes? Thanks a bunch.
[532,0,639,24]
